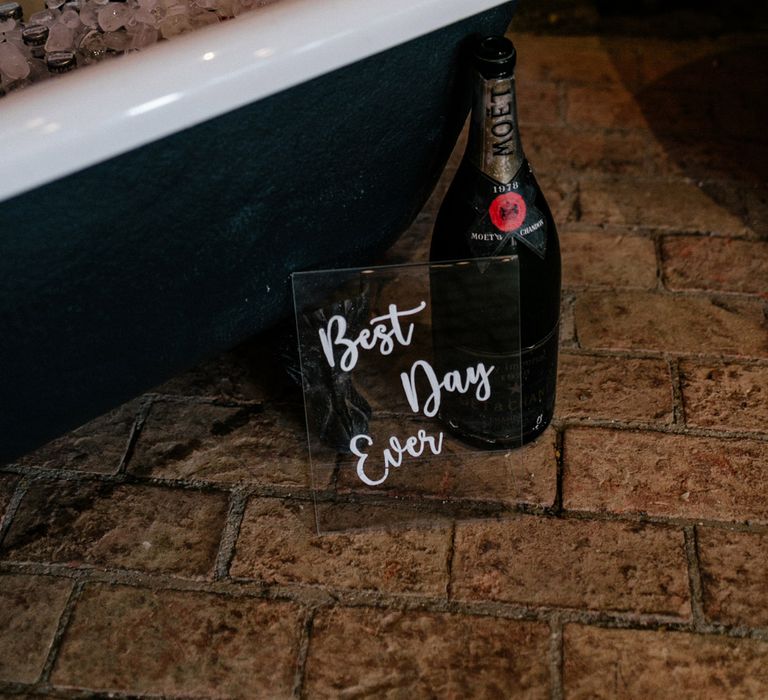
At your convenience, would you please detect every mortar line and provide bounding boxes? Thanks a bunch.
[554,417,768,443]
[558,346,768,367]
[558,221,763,241]
[38,580,84,685]
[445,520,456,602]
[684,525,707,631]
[570,179,582,223]
[555,79,567,126]
[569,279,765,302]
[652,231,666,292]
[555,169,767,187]
[142,393,264,408]
[0,465,300,501]
[562,281,767,304]
[116,395,154,477]
[553,427,565,515]
[213,488,249,581]
[293,606,318,700]
[668,357,685,426]
[549,615,564,700]
[0,680,194,699]
[2,558,766,642]
[0,476,30,548]
[555,508,768,534]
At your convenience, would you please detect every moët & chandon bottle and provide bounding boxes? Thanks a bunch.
[430,35,561,446]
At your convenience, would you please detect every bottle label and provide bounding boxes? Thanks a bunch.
[436,321,559,444]
[466,166,548,260]
[518,322,559,439]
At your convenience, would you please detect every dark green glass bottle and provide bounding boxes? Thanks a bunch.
[430,35,561,446]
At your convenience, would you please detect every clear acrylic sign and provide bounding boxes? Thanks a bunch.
[292,257,523,533]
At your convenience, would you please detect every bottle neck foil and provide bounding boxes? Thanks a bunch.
[466,71,525,183]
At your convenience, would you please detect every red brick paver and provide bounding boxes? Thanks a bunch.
[452,516,689,616]
[563,427,768,523]
[304,607,550,698]
[13,401,142,475]
[698,527,768,629]
[680,360,768,432]
[575,291,767,357]
[564,624,768,699]
[576,178,752,234]
[231,497,451,596]
[1,481,228,577]
[129,399,308,487]
[52,585,303,698]
[557,354,673,423]
[561,230,658,289]
[661,236,768,294]
[514,35,640,86]
[0,575,72,684]
[524,124,653,176]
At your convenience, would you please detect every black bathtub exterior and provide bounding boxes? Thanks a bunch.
[0,2,516,462]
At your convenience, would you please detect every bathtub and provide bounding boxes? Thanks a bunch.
[0,0,517,461]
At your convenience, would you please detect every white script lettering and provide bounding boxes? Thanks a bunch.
[318,301,427,371]
[350,429,444,486]
[399,360,495,418]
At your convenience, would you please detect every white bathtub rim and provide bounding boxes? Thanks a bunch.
[0,0,510,203]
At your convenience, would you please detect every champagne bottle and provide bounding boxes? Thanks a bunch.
[430,35,561,446]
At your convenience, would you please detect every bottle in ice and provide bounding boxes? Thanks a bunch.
[429,35,561,447]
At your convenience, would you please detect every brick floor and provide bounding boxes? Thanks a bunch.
[1,16,767,700]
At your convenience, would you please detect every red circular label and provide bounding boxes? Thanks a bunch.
[489,192,526,232]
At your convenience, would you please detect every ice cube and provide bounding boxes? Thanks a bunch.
[102,28,129,51]
[79,1,99,27]
[126,21,156,49]
[98,2,128,31]
[0,40,30,80]
[60,8,82,28]
[158,11,191,39]
[28,9,57,25]
[77,28,106,61]
[190,9,217,26]
[45,22,74,51]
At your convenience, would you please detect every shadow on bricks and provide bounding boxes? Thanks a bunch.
[611,41,767,236]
